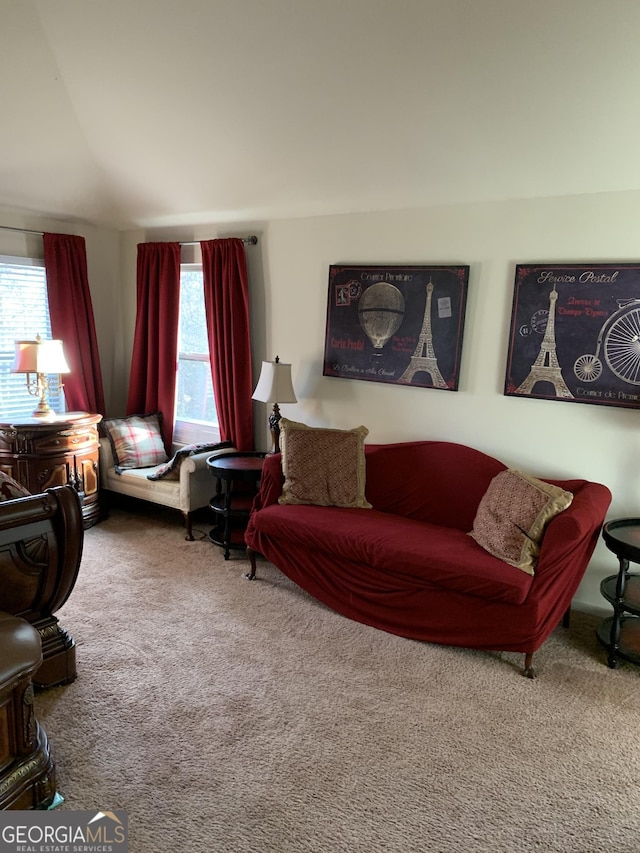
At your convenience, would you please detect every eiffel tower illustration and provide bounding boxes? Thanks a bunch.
[398,281,448,387]
[516,287,574,398]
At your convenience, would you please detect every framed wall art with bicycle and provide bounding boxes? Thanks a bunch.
[504,262,640,410]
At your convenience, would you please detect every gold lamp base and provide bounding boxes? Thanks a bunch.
[32,401,54,419]
[30,374,56,419]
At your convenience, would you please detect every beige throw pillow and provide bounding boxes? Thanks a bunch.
[278,419,372,509]
[470,469,573,575]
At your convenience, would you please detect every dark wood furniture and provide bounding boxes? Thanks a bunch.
[597,518,640,668]
[0,412,102,529]
[207,452,265,559]
[0,485,84,689]
[0,612,57,809]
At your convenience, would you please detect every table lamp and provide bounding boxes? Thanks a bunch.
[252,356,297,454]
[12,335,70,418]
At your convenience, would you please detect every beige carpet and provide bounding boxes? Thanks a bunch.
[35,503,640,853]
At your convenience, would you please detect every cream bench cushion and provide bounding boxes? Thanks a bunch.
[99,438,237,539]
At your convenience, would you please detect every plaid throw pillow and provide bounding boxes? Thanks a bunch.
[103,413,168,473]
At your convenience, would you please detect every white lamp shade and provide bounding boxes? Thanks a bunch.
[252,359,297,404]
[12,339,70,374]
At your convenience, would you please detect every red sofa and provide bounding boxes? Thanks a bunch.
[245,440,612,676]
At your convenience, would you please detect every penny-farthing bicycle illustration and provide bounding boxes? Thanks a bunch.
[574,298,640,385]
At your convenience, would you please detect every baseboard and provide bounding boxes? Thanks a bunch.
[571,599,610,618]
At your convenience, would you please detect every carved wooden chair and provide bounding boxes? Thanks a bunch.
[0,612,57,809]
[0,483,83,689]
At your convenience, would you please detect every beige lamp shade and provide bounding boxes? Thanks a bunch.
[252,356,297,454]
[252,357,297,404]
[12,338,70,375]
[11,336,70,418]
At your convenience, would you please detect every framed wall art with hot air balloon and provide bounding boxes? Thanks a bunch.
[323,264,469,390]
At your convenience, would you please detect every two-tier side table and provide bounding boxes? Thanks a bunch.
[207,452,266,560]
[597,518,640,669]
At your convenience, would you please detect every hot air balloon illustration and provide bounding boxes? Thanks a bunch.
[358,282,405,354]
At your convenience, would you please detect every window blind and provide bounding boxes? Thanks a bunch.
[0,257,64,419]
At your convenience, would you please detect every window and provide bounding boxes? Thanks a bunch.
[0,256,65,419]
[173,264,220,445]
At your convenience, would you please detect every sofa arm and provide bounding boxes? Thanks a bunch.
[178,445,238,511]
[245,454,283,551]
[178,445,238,477]
[98,437,114,481]
[539,481,612,565]
[533,480,612,616]
[251,453,283,511]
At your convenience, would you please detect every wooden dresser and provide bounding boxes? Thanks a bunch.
[0,412,102,528]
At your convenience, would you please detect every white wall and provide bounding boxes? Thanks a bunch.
[4,190,634,615]
[238,190,640,615]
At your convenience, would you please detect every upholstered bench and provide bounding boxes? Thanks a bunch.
[99,413,237,539]
[0,612,57,809]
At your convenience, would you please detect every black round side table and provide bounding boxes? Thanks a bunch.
[597,518,640,668]
[207,452,265,559]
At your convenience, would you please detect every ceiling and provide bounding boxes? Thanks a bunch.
[2,0,640,231]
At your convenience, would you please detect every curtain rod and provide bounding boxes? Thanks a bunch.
[181,235,258,247]
[0,225,44,237]
[0,225,259,246]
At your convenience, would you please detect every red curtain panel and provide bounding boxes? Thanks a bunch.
[126,242,181,448]
[43,232,106,415]
[201,238,253,451]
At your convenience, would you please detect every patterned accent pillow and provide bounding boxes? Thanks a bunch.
[103,413,168,473]
[278,418,371,509]
[0,470,30,501]
[470,469,573,574]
